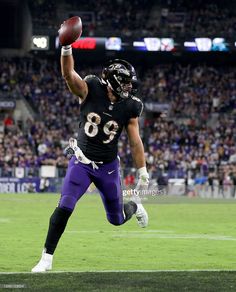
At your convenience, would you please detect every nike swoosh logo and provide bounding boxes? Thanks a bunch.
[108,170,116,175]
[103,112,113,117]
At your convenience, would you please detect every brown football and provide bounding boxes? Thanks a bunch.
[58,16,82,46]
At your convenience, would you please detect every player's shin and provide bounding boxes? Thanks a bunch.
[44,207,72,254]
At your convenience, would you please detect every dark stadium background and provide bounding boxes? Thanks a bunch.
[0,0,235,197]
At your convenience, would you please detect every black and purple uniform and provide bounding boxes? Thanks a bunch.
[59,75,143,225]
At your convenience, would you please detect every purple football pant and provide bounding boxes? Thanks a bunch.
[59,156,125,225]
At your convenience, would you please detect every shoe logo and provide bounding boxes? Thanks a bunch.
[108,170,115,175]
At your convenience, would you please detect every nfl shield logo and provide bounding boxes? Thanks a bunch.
[109,105,113,110]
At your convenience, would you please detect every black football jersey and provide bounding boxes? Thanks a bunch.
[76,75,143,163]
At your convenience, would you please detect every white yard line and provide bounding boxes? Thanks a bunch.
[65,230,236,241]
[65,229,174,234]
[1,269,236,275]
[113,234,236,240]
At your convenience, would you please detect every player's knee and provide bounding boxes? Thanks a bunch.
[107,214,124,226]
[59,195,77,211]
[108,220,123,226]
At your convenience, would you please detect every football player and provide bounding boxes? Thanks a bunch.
[32,44,149,272]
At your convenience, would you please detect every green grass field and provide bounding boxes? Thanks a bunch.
[0,193,236,291]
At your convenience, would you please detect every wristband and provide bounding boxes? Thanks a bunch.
[138,167,148,177]
[61,45,72,56]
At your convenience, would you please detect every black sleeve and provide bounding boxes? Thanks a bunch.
[84,75,99,91]
[130,96,144,118]
[82,75,102,104]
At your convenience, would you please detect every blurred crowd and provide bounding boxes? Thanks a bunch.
[156,0,236,37]
[28,0,57,32]
[28,0,236,37]
[142,63,236,119]
[0,56,236,186]
[143,116,236,178]
[28,0,154,37]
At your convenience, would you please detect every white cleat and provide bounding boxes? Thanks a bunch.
[135,204,148,228]
[31,249,53,273]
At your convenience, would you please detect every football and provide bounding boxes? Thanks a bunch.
[58,16,82,46]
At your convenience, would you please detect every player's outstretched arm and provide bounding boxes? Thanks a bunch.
[126,117,149,188]
[126,118,146,169]
[61,47,88,102]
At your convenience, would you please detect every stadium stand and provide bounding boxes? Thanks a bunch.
[28,0,236,37]
[153,0,236,37]
[28,0,154,37]
[0,0,235,195]
[0,56,235,190]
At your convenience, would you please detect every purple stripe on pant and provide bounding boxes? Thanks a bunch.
[59,156,125,225]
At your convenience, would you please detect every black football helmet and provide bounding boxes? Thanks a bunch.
[102,59,138,99]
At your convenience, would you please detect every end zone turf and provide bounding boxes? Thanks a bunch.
[0,271,236,291]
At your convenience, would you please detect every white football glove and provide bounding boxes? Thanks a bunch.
[68,137,78,150]
[131,167,149,204]
[68,137,91,164]
[63,137,79,159]
[136,167,149,190]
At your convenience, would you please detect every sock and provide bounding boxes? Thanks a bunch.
[44,207,72,255]
[124,201,137,222]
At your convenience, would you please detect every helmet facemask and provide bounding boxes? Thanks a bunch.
[102,60,137,99]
